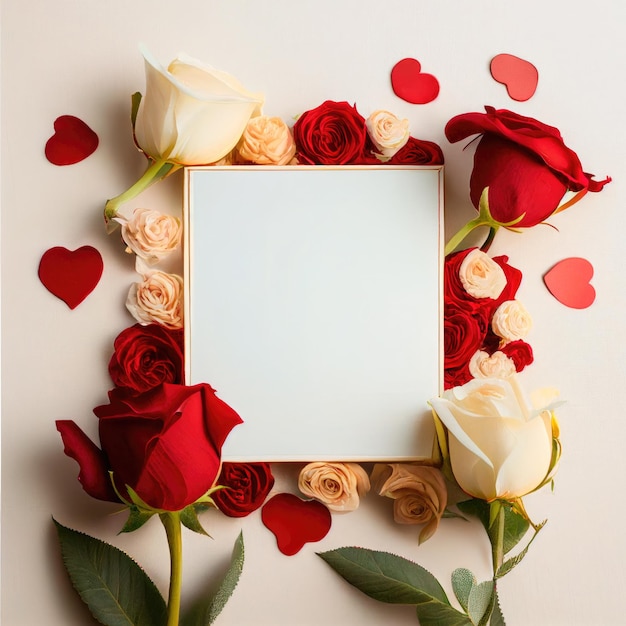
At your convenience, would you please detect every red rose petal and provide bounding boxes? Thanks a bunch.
[38,246,103,309]
[543,257,596,309]
[391,58,440,105]
[261,493,332,556]
[490,54,539,102]
[45,115,99,165]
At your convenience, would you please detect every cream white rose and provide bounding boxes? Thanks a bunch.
[459,249,507,299]
[366,110,410,159]
[430,377,556,501]
[134,47,264,165]
[491,300,532,341]
[126,259,184,329]
[116,208,182,265]
[298,462,370,512]
[469,350,516,379]
[237,115,296,165]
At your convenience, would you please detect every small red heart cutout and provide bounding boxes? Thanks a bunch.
[45,115,99,165]
[391,58,440,105]
[543,257,595,309]
[38,246,104,309]
[490,54,538,102]
[261,493,332,556]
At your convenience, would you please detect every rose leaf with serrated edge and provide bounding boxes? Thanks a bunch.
[452,568,476,613]
[53,517,167,626]
[181,531,245,626]
[317,547,450,605]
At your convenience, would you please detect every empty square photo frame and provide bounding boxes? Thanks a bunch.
[184,166,443,461]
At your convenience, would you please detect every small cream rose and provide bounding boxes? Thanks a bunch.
[115,208,182,265]
[371,463,447,543]
[365,110,410,159]
[127,259,184,329]
[469,350,516,379]
[298,462,370,512]
[491,300,532,341]
[458,249,507,299]
[236,115,296,165]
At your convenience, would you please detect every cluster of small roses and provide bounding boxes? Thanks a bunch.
[444,247,534,389]
[296,460,447,543]
[221,100,444,168]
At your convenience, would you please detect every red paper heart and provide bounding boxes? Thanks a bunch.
[490,54,538,102]
[543,257,595,309]
[45,115,99,165]
[38,246,104,309]
[391,58,440,105]
[261,493,332,556]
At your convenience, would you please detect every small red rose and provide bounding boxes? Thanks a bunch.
[388,136,444,165]
[293,100,367,165]
[214,462,275,517]
[108,323,184,394]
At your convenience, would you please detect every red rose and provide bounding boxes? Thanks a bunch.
[388,136,444,165]
[108,323,184,394]
[213,462,275,517]
[56,383,242,511]
[445,106,610,227]
[500,340,534,372]
[444,307,487,372]
[293,100,367,165]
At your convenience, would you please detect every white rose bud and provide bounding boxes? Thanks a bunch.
[458,249,507,299]
[366,110,410,159]
[469,350,516,379]
[491,300,532,341]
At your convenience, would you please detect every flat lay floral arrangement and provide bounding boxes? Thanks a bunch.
[48,47,611,626]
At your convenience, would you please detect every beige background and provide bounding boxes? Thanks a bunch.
[2,1,625,625]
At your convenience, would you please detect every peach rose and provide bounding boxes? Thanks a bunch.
[371,463,447,543]
[115,208,182,265]
[469,350,516,379]
[491,300,532,341]
[298,462,370,512]
[236,115,296,165]
[365,110,410,159]
[126,259,184,329]
[458,248,507,299]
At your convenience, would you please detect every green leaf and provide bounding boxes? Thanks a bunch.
[318,547,449,605]
[496,520,546,579]
[451,568,475,612]
[489,589,506,626]
[415,601,474,626]
[53,518,167,626]
[467,580,494,626]
[181,531,245,626]
[119,506,154,534]
[180,504,211,537]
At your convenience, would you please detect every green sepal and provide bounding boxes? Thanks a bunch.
[451,568,476,612]
[131,91,142,129]
[181,531,245,626]
[53,517,167,626]
[119,505,155,534]
[180,503,213,537]
[317,547,450,605]
[496,520,546,579]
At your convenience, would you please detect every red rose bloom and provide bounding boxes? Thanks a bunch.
[445,106,610,227]
[108,323,184,394]
[56,383,242,511]
[500,340,534,372]
[213,462,275,517]
[388,136,444,165]
[293,100,367,165]
[444,307,487,372]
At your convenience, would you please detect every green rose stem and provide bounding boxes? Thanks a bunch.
[444,187,523,257]
[103,159,182,231]
[160,512,183,626]
[490,502,505,575]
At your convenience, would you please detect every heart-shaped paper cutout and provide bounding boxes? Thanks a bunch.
[490,54,538,102]
[261,493,332,556]
[45,115,99,165]
[391,58,440,105]
[38,246,104,309]
[543,257,595,309]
